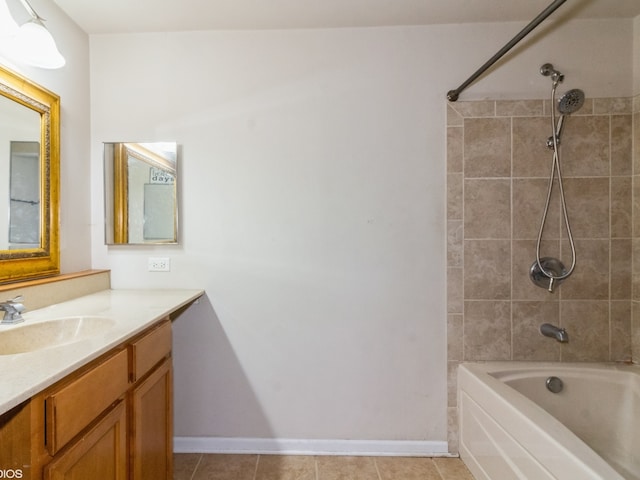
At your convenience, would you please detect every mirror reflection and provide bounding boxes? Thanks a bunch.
[104,142,178,245]
[0,96,41,250]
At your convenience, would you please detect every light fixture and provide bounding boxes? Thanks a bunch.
[0,0,65,69]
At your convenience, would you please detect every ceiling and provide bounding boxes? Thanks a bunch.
[51,0,640,35]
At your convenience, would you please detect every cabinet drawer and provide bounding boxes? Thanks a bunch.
[45,349,129,455]
[130,319,171,382]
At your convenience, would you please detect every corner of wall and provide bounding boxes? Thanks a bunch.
[634,15,640,96]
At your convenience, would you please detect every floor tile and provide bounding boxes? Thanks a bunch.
[255,455,316,480]
[174,453,202,480]
[375,457,442,480]
[192,454,258,480]
[316,456,378,480]
[433,457,475,480]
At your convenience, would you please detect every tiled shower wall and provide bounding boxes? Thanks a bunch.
[446,97,637,452]
[634,96,640,361]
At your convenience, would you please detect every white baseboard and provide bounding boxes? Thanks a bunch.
[173,437,450,457]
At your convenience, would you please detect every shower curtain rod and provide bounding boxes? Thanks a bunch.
[446,0,567,102]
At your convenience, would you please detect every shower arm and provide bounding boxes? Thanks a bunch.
[446,0,567,102]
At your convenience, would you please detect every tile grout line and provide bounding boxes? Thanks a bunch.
[252,454,260,480]
[314,456,319,480]
[189,453,204,480]
[373,457,382,480]
[432,458,446,480]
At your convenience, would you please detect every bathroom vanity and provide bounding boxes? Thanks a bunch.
[0,287,203,480]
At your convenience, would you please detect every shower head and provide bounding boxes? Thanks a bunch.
[547,88,586,149]
[557,88,585,114]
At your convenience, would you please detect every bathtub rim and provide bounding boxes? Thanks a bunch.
[457,361,638,480]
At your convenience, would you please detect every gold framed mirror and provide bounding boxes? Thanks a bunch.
[0,65,60,283]
[104,142,178,245]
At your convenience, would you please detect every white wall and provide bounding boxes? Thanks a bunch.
[89,18,633,452]
[1,0,92,273]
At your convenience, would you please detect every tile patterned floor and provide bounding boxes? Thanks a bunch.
[174,454,476,480]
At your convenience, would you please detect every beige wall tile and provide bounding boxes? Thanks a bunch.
[633,302,640,361]
[447,407,459,455]
[447,126,463,173]
[463,300,511,360]
[447,314,463,361]
[562,177,610,239]
[560,301,609,361]
[464,118,511,178]
[611,176,632,238]
[448,267,463,314]
[447,173,463,220]
[512,117,550,178]
[447,220,463,267]
[496,100,544,117]
[449,101,495,118]
[447,105,463,126]
[464,179,510,239]
[464,240,511,300]
[611,239,632,300]
[447,361,459,407]
[611,115,632,175]
[561,116,610,177]
[512,178,560,240]
[593,97,632,115]
[512,301,561,361]
[634,239,640,301]
[634,113,640,172]
[560,239,609,300]
[610,301,632,362]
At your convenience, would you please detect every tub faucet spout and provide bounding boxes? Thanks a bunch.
[540,323,568,343]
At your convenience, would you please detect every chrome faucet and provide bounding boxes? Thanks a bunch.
[540,323,568,343]
[0,296,25,324]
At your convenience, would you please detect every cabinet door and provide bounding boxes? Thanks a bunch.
[131,358,172,480]
[44,400,127,480]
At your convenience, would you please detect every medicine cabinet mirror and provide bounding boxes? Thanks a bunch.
[0,64,60,283]
[104,142,178,245]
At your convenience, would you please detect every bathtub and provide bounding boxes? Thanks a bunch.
[457,362,639,480]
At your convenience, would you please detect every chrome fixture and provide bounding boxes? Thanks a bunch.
[0,295,25,324]
[0,0,65,69]
[530,64,583,293]
[540,323,568,343]
[545,376,564,393]
[529,257,567,292]
[447,0,567,101]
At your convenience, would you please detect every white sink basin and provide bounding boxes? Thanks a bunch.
[0,316,116,355]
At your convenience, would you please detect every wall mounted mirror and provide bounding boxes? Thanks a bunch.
[0,64,60,283]
[104,142,178,245]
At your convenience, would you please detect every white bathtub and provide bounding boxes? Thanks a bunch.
[457,362,640,480]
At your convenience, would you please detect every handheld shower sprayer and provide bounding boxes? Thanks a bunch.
[547,88,585,148]
[530,63,583,293]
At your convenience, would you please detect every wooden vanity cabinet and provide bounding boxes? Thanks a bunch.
[129,320,173,480]
[0,317,174,480]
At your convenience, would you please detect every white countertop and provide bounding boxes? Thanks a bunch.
[0,288,203,415]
